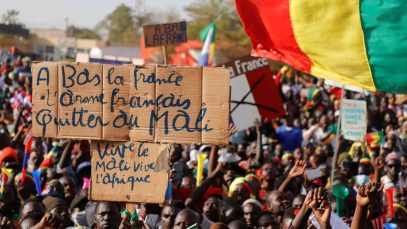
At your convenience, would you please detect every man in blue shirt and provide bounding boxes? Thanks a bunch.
[277,116,303,152]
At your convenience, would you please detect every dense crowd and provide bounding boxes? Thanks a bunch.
[0,46,406,229]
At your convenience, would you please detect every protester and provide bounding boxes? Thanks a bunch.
[0,46,407,229]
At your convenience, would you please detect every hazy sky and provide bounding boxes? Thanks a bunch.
[0,0,195,29]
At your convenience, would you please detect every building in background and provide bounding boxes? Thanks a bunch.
[0,23,31,56]
[30,28,106,61]
[76,46,144,65]
[0,24,136,62]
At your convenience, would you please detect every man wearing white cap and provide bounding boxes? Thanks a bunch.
[381,152,405,189]
[242,199,262,228]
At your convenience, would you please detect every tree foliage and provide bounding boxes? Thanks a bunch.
[1,9,20,25]
[185,0,251,61]
[67,26,100,39]
[96,2,173,45]
[97,4,138,45]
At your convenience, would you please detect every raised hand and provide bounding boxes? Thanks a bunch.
[373,154,385,170]
[399,186,407,206]
[34,213,63,229]
[288,160,307,178]
[119,213,132,229]
[254,118,262,128]
[303,188,315,210]
[119,211,147,229]
[229,123,238,136]
[309,188,331,229]
[254,118,262,132]
[356,182,383,207]
[356,185,370,207]
[213,162,225,177]
[352,183,383,229]
[312,200,332,227]
[0,216,14,229]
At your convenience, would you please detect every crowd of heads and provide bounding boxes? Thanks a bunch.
[0,46,407,228]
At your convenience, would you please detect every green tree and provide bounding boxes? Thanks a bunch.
[185,0,251,61]
[1,9,20,25]
[98,4,138,45]
[67,26,100,39]
[97,2,165,45]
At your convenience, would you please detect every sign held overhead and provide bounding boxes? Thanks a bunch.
[143,21,187,47]
[32,63,230,145]
[220,55,285,130]
[341,99,367,141]
[90,141,170,203]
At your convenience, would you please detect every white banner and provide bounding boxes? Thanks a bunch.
[341,99,367,141]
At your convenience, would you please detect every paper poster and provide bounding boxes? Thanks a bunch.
[341,99,367,141]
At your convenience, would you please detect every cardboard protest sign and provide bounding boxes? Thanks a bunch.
[220,55,285,130]
[90,141,170,203]
[155,66,202,143]
[32,63,230,145]
[58,63,103,139]
[143,21,187,47]
[341,99,367,141]
[129,65,156,142]
[32,62,59,137]
[102,65,131,140]
[202,67,230,145]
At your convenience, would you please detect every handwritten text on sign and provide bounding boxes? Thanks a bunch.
[32,63,230,144]
[341,99,367,141]
[90,141,169,203]
[143,21,187,47]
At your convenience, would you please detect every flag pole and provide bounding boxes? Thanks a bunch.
[330,86,346,186]
[162,46,168,65]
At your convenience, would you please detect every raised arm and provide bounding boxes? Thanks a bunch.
[248,120,264,168]
[290,188,314,229]
[278,160,306,192]
[309,188,331,229]
[12,106,24,135]
[373,154,384,184]
[207,145,219,177]
[57,140,74,168]
[185,163,223,211]
[351,183,382,229]
[351,185,370,229]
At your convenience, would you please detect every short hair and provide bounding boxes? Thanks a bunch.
[95,201,121,213]
[165,199,185,210]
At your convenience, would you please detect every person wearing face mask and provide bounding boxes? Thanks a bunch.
[354,156,373,188]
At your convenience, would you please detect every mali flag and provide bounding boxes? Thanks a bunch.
[235,0,407,94]
[365,130,384,146]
